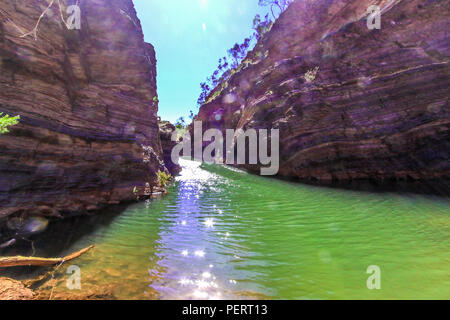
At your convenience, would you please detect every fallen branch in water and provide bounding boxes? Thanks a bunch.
[0,245,94,268]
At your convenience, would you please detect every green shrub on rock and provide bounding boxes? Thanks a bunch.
[0,113,20,134]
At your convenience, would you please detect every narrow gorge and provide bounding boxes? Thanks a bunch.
[0,0,448,301]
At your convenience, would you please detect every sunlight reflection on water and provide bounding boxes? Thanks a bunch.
[147,159,261,300]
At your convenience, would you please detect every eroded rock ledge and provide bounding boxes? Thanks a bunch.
[0,0,168,224]
[195,0,449,194]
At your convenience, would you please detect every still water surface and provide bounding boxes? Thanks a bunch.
[5,159,450,299]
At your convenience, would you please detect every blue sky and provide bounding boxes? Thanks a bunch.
[133,0,270,123]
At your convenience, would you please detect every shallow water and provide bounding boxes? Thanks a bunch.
[2,159,449,299]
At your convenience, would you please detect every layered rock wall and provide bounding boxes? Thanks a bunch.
[0,0,166,221]
[195,0,449,193]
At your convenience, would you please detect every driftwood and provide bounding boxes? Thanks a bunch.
[0,245,94,268]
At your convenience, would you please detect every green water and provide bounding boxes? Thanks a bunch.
[12,160,450,299]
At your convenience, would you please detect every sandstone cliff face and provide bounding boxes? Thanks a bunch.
[0,0,166,223]
[195,0,449,193]
[159,121,182,176]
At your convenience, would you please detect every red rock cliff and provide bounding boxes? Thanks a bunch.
[0,0,167,220]
[195,0,449,194]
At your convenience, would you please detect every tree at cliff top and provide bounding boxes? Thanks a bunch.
[195,0,293,108]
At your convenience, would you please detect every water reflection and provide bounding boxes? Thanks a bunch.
[3,159,448,300]
[147,159,257,300]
